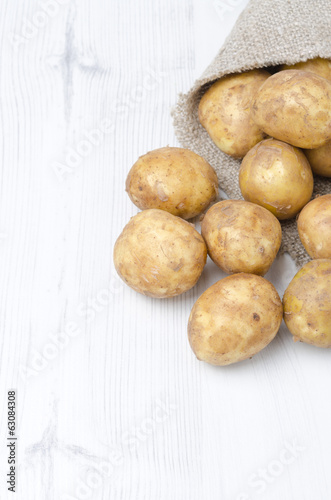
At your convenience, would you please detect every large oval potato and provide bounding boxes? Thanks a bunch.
[283,259,331,347]
[198,70,270,158]
[282,62,331,174]
[126,147,218,219]
[201,200,282,275]
[188,273,283,366]
[297,194,331,259]
[281,57,331,81]
[304,141,331,177]
[113,209,207,298]
[252,70,331,149]
[239,138,313,219]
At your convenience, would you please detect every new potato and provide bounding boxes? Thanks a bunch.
[198,70,270,158]
[297,194,331,259]
[281,57,331,82]
[304,141,331,177]
[113,209,207,298]
[188,273,283,366]
[201,200,282,275]
[287,58,331,171]
[126,147,218,219]
[239,138,313,219]
[283,259,331,348]
[252,70,331,149]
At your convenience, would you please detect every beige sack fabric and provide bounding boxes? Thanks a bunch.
[172,0,331,268]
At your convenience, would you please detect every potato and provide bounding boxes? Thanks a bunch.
[198,70,270,158]
[297,194,331,259]
[188,273,283,366]
[201,200,281,275]
[113,209,207,298]
[239,138,313,219]
[304,141,331,177]
[283,259,331,347]
[281,57,331,82]
[126,147,218,220]
[296,60,331,174]
[252,70,331,149]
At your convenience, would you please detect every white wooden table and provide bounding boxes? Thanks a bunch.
[1,1,330,499]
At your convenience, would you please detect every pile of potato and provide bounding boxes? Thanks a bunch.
[114,57,331,366]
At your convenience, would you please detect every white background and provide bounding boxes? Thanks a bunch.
[0,1,330,499]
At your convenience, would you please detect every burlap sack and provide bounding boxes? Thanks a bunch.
[173,0,331,268]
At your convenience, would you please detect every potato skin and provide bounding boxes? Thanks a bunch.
[304,141,331,177]
[252,70,331,149]
[283,259,331,347]
[113,209,207,298]
[198,70,270,158]
[126,147,218,220]
[201,200,282,275]
[297,194,331,259]
[297,59,331,172]
[281,57,331,82]
[239,138,313,220]
[188,273,283,366]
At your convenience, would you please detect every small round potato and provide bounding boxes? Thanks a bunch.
[113,209,207,298]
[198,70,270,158]
[188,273,283,366]
[281,57,331,82]
[304,141,331,177]
[297,194,331,259]
[126,147,218,220]
[252,70,331,149]
[239,138,313,220]
[201,200,282,275]
[283,259,331,347]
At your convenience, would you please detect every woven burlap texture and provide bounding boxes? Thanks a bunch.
[173,0,331,268]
